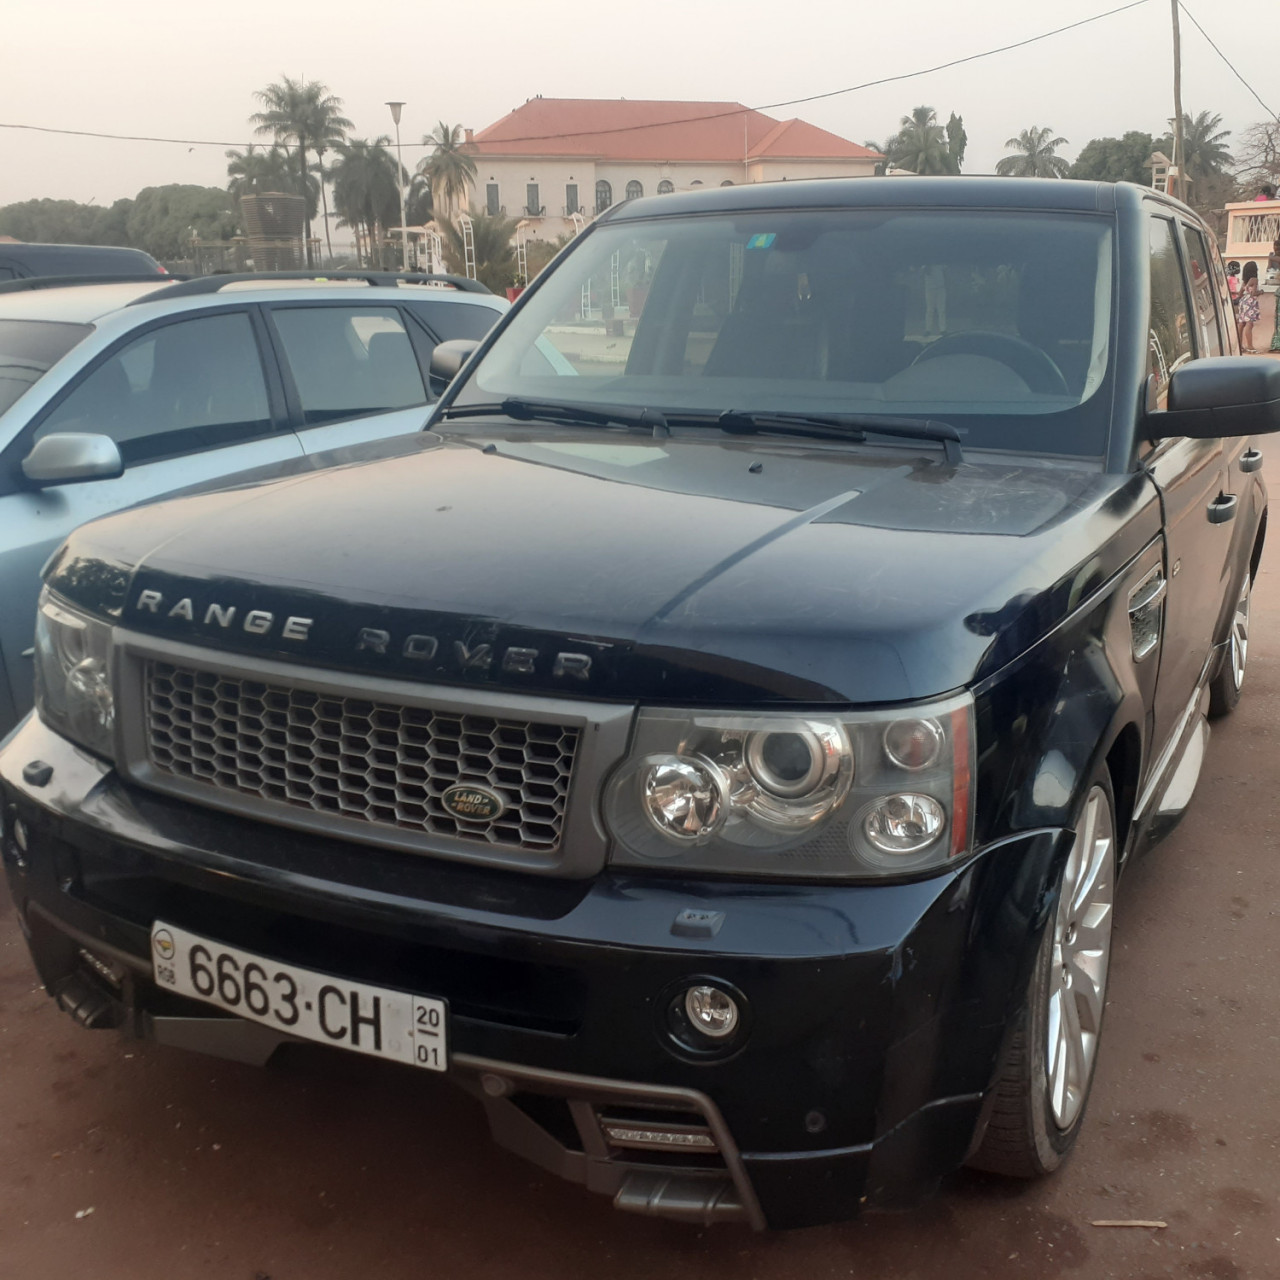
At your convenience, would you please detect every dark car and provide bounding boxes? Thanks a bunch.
[1,179,1273,1230]
[0,242,165,281]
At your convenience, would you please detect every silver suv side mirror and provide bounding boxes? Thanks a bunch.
[22,433,125,486]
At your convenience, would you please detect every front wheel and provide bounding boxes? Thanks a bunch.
[1208,573,1251,718]
[969,773,1117,1177]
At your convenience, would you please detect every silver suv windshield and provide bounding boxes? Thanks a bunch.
[453,208,1116,457]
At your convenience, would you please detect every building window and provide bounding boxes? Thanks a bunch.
[657,180,674,194]
[690,180,703,187]
[720,180,735,187]
[526,183,542,216]
[486,184,500,216]
[626,180,643,201]
[565,183,579,215]
[595,180,612,213]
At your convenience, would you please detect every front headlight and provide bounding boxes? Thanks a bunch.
[604,692,973,878]
[33,588,116,759]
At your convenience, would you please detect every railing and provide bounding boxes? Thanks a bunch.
[523,205,547,217]
[486,204,507,217]
[563,205,586,216]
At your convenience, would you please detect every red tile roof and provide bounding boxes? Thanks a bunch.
[471,98,881,163]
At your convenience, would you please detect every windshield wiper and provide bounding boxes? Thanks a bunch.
[718,409,964,464]
[442,397,670,436]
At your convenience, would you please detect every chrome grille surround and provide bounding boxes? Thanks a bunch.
[114,634,633,877]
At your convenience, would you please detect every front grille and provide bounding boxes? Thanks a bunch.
[144,660,580,852]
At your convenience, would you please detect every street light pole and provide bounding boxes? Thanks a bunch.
[387,101,410,272]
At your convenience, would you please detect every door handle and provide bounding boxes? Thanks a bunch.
[1207,493,1238,524]
[1240,449,1263,474]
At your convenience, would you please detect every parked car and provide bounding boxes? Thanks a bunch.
[1,179,1272,1230]
[0,271,505,732]
[0,242,165,281]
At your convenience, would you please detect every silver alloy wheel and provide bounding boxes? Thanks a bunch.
[1047,785,1115,1130]
[1229,577,1251,692]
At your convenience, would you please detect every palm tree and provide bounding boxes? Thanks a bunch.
[225,144,298,200]
[251,77,352,265]
[887,107,957,175]
[996,127,1071,178]
[406,173,433,226]
[1169,110,1233,181]
[330,137,402,267]
[417,122,477,222]
[440,211,517,293]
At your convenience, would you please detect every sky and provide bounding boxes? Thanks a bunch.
[2,0,1274,212]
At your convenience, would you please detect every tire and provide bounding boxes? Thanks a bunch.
[969,770,1117,1177]
[1208,573,1251,718]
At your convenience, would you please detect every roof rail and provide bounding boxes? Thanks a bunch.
[0,273,181,295]
[127,271,492,305]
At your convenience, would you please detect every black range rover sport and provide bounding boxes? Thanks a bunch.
[1,178,1275,1230]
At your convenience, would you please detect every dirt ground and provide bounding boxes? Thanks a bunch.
[2,460,1279,1279]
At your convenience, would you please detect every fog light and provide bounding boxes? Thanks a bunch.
[642,756,728,843]
[864,793,946,854]
[684,984,739,1039]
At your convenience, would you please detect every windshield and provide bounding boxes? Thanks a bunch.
[0,318,94,417]
[454,208,1116,457]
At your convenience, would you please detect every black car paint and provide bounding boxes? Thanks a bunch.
[0,243,165,281]
[1,178,1269,1228]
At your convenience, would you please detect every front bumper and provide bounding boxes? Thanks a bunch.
[1,716,1068,1229]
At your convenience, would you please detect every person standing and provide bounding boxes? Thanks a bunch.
[1238,277,1261,352]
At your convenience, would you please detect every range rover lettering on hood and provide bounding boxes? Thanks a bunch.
[133,589,594,681]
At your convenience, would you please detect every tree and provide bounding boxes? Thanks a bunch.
[125,185,238,259]
[225,144,301,200]
[406,173,433,226]
[885,107,962,175]
[1234,120,1280,190]
[945,113,968,169]
[1158,110,1232,183]
[526,233,573,280]
[440,211,517,293]
[0,197,132,246]
[330,137,402,267]
[1068,132,1155,184]
[996,126,1071,178]
[251,77,352,265]
[417,122,477,221]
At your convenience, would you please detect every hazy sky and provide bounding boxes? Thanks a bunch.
[2,0,1273,210]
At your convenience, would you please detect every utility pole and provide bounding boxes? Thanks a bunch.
[387,101,410,272]
[1171,0,1185,202]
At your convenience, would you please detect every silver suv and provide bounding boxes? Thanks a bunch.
[0,272,505,732]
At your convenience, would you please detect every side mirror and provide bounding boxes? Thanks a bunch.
[1148,356,1280,439]
[428,339,480,395]
[22,433,124,486]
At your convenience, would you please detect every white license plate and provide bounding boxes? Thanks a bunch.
[150,921,447,1071]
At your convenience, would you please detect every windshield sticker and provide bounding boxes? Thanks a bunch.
[746,233,776,250]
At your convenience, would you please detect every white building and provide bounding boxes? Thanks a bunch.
[466,98,883,243]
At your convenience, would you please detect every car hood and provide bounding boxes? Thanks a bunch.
[47,430,1160,704]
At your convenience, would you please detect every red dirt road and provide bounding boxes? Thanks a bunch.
[2,468,1278,1279]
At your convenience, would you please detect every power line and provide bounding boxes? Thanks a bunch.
[0,0,1152,154]
[1177,3,1278,123]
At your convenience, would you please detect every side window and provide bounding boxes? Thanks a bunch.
[37,312,272,465]
[408,300,500,344]
[1179,224,1223,356]
[272,306,426,425]
[1147,216,1194,409]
